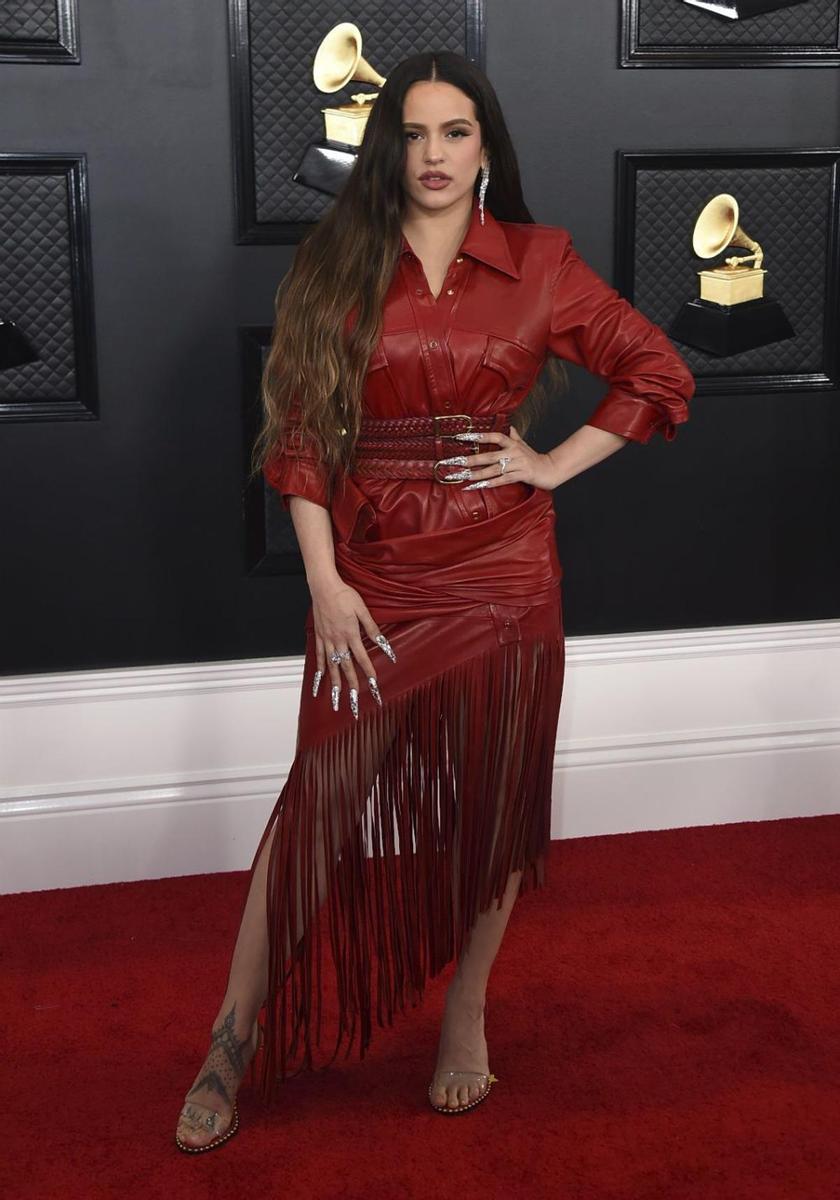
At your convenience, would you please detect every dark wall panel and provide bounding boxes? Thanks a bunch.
[1,0,838,676]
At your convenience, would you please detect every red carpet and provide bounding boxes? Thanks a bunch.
[4,814,839,1200]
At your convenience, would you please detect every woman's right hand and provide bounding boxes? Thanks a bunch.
[309,578,396,717]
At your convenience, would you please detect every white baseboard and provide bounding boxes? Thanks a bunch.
[2,619,838,894]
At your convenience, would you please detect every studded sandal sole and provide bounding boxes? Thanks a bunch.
[428,1071,498,1115]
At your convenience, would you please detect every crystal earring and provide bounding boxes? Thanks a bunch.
[478,161,490,226]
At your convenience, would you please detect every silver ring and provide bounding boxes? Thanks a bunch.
[498,456,511,474]
[329,649,351,664]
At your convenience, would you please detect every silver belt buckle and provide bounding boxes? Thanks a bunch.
[433,414,476,483]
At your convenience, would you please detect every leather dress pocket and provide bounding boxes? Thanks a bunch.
[481,335,541,398]
[489,601,532,645]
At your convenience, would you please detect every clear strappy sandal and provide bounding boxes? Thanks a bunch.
[428,1069,499,1115]
[175,1020,264,1153]
[429,990,498,1114]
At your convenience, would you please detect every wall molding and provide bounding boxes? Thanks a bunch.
[2,618,838,893]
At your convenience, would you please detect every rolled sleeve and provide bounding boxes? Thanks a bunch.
[547,233,695,444]
[262,400,332,512]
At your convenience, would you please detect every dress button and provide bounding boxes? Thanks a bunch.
[446,288,455,296]
[456,256,464,263]
[428,339,438,348]
[415,288,424,296]
[471,511,481,520]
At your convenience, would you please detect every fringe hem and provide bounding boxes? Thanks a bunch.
[252,630,564,1103]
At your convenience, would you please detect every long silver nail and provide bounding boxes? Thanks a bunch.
[374,634,397,663]
[444,468,472,482]
[367,676,382,706]
[349,687,359,720]
[312,668,323,697]
[331,684,340,711]
[452,431,480,440]
[463,480,490,490]
[437,455,469,467]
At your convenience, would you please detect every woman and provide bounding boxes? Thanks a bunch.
[175,50,694,1151]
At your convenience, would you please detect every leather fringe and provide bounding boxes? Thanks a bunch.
[252,631,564,1103]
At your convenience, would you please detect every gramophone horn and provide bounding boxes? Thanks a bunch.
[692,192,762,267]
[312,21,386,93]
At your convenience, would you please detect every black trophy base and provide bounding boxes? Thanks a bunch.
[682,0,809,18]
[669,296,795,356]
[0,320,39,370]
[293,140,358,197]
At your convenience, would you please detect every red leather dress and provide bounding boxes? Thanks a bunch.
[253,197,695,1096]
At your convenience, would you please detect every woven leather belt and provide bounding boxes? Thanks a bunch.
[353,412,506,482]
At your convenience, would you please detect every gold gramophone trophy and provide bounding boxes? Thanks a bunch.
[314,21,386,146]
[669,193,795,355]
[293,21,387,197]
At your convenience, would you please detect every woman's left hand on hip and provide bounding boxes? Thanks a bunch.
[441,426,557,492]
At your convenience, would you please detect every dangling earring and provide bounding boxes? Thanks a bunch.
[479,161,490,226]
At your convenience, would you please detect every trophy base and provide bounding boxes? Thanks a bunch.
[669,296,795,356]
[681,0,809,18]
[0,320,39,370]
[293,140,358,197]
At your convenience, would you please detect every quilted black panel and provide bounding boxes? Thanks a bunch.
[240,326,307,574]
[239,0,476,232]
[627,158,836,380]
[0,156,96,419]
[0,0,77,61]
[637,0,839,46]
[0,174,76,401]
[0,0,59,40]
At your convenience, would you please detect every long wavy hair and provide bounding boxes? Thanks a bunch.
[250,50,568,496]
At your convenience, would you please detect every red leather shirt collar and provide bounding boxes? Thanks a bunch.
[400,197,520,280]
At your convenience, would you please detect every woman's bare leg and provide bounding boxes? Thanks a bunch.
[175,826,279,1147]
[430,867,523,1109]
[177,802,346,1145]
[429,669,531,1108]
[176,708,402,1147]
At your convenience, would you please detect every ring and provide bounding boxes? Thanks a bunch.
[498,456,511,474]
[329,649,351,663]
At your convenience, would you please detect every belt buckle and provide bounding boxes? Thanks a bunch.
[433,413,476,483]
